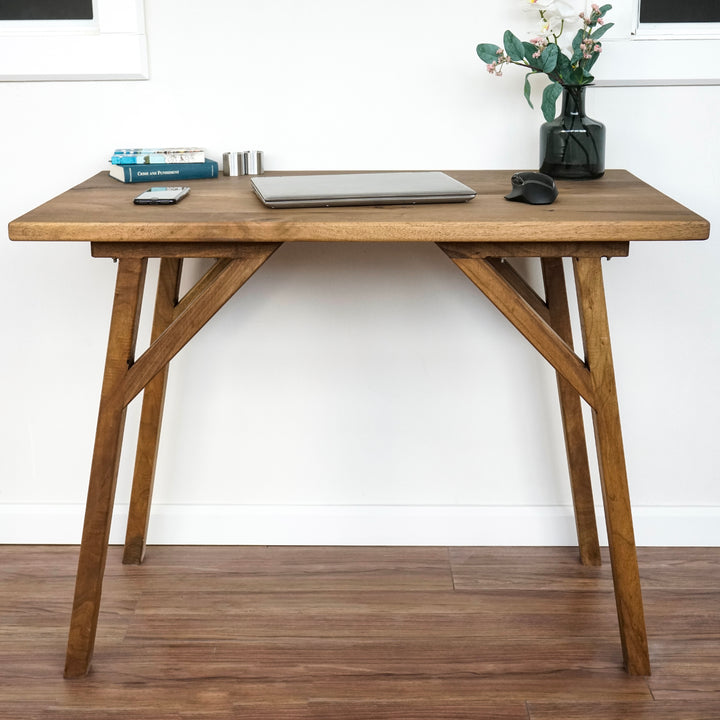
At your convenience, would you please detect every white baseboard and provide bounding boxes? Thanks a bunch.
[1,504,719,546]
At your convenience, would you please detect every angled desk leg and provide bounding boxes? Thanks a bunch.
[541,258,602,567]
[439,245,649,675]
[65,257,147,679]
[573,256,650,676]
[123,258,183,565]
[66,245,281,678]
[455,252,600,566]
[118,247,280,564]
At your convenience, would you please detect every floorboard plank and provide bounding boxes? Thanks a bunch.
[0,545,718,719]
[528,700,720,719]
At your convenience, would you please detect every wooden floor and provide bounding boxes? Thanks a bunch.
[1,545,719,719]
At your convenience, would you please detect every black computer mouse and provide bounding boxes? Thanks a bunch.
[504,172,558,205]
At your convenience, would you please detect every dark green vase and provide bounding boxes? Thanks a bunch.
[539,85,605,179]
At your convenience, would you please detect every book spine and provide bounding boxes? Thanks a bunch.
[112,153,205,165]
[113,147,203,154]
[110,160,218,182]
[112,149,205,165]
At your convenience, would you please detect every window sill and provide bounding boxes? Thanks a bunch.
[594,36,720,87]
[0,0,147,82]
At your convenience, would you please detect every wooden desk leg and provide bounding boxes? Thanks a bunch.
[123,258,183,565]
[65,258,147,678]
[573,256,650,676]
[541,258,602,567]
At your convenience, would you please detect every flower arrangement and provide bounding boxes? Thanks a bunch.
[477,1,613,121]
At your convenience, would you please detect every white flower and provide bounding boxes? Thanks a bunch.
[521,0,583,46]
[521,0,581,22]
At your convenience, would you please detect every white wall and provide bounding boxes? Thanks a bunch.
[1,0,718,546]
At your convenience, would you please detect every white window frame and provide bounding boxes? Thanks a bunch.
[0,0,147,81]
[594,0,720,86]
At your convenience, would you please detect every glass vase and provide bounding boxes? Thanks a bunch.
[539,85,605,179]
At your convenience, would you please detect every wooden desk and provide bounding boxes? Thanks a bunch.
[9,170,710,679]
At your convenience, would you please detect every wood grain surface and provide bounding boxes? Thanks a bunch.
[1,545,718,719]
[8,170,710,244]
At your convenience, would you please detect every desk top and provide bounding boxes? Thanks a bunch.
[8,169,709,245]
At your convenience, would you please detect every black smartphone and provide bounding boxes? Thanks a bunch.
[133,186,190,205]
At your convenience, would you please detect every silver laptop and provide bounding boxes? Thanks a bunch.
[250,171,476,209]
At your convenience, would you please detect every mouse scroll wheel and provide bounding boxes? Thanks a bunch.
[511,175,524,185]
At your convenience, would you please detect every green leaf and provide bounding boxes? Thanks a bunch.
[598,4,612,16]
[539,43,559,73]
[554,52,573,83]
[541,82,563,122]
[574,70,589,85]
[589,22,614,41]
[523,41,538,64]
[584,46,601,74]
[523,72,535,109]
[503,30,525,62]
[571,28,585,64]
[477,43,502,64]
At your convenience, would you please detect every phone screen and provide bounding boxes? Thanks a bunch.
[133,187,190,205]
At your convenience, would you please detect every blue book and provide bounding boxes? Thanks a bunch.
[109,159,218,183]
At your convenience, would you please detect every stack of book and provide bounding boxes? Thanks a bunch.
[108,147,218,183]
